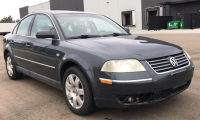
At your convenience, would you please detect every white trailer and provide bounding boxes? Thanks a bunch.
[0,23,17,36]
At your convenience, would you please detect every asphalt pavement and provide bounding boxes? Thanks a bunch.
[0,34,200,120]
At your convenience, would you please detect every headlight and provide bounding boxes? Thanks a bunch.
[101,59,146,72]
[183,50,191,59]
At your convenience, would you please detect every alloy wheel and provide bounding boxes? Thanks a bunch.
[7,57,13,76]
[65,74,84,109]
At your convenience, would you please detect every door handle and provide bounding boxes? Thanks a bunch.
[10,40,14,44]
[26,43,31,48]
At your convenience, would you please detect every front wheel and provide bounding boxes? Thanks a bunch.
[63,66,97,115]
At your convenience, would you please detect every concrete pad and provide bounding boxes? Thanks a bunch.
[130,29,200,35]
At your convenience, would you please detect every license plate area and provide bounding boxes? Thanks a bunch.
[171,69,187,88]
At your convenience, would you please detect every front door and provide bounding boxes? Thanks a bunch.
[176,10,182,20]
[26,14,59,81]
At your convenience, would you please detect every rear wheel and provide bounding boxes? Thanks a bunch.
[63,66,97,115]
[6,53,23,80]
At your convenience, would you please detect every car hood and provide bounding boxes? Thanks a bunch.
[68,35,183,60]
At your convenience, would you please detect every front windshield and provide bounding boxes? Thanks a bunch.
[54,14,128,38]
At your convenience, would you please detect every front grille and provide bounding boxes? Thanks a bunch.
[147,53,189,73]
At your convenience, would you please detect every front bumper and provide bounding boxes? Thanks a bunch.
[95,80,191,108]
[89,60,194,108]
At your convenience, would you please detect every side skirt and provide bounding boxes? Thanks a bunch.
[16,66,63,90]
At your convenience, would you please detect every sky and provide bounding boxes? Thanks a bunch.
[0,0,49,20]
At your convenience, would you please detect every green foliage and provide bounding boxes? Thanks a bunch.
[0,15,15,23]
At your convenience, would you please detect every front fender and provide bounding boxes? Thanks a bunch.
[55,41,111,91]
[57,52,104,93]
[3,36,14,60]
[61,52,95,71]
[5,44,13,55]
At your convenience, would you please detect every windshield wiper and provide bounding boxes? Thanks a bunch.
[67,33,128,39]
[67,35,102,39]
[103,33,128,37]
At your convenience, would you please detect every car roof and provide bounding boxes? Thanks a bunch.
[31,10,99,15]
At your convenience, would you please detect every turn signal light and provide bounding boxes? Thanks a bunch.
[100,79,112,85]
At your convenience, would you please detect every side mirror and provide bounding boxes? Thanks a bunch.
[124,28,130,33]
[16,19,20,23]
[36,30,55,39]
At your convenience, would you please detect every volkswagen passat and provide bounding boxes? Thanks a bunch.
[3,11,194,115]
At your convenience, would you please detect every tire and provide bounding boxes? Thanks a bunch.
[63,66,97,115]
[6,53,23,80]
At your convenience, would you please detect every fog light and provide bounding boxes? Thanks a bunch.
[128,97,132,102]
[128,97,133,102]
[136,97,140,103]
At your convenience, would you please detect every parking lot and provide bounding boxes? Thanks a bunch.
[0,33,200,120]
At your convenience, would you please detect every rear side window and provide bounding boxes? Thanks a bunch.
[17,15,34,36]
[31,14,56,37]
[12,24,19,34]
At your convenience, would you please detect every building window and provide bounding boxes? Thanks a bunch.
[122,11,135,27]
[146,6,162,24]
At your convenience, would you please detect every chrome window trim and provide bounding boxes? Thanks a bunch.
[14,55,55,69]
[14,34,55,41]
[146,53,190,74]
[12,24,19,34]
[99,78,153,83]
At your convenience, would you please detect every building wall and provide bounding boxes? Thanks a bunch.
[84,0,142,30]
[19,6,29,18]
[170,1,200,21]
[50,0,84,11]
[28,2,50,13]
[141,0,170,29]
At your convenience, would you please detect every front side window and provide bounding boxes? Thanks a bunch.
[17,15,34,36]
[55,14,128,38]
[31,14,56,37]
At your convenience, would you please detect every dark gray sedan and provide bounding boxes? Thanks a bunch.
[3,11,194,115]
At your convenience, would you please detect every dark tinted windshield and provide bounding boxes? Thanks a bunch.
[54,14,128,38]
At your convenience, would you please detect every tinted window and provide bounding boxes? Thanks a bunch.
[17,15,34,36]
[31,14,56,37]
[13,24,19,34]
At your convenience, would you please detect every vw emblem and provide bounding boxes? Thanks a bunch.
[170,57,179,67]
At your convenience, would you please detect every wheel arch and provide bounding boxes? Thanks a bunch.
[4,49,9,60]
[4,42,14,61]
[4,49,12,61]
[4,47,19,72]
[59,59,95,93]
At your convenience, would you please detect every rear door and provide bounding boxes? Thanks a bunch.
[11,15,34,71]
[25,14,59,81]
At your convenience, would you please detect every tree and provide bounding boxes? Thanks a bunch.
[0,15,15,23]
